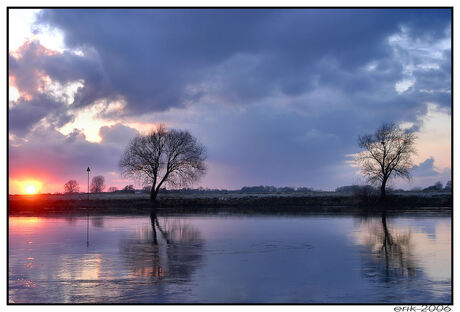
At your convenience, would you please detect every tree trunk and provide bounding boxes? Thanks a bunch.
[150,185,161,213]
[150,184,157,202]
[380,179,387,200]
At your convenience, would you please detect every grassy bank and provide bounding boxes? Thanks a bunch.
[8,193,452,216]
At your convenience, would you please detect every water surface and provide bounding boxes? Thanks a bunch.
[9,213,451,303]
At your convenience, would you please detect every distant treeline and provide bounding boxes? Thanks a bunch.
[47,180,451,196]
[156,185,316,194]
[110,181,452,195]
[105,185,317,194]
[335,180,452,195]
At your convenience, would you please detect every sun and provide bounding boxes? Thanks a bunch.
[25,185,37,194]
[11,179,43,195]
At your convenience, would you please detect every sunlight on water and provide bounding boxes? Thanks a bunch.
[8,214,451,303]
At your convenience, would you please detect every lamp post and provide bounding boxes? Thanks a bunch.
[87,166,91,200]
[86,166,91,247]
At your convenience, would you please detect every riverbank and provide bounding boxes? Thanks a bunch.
[8,193,452,216]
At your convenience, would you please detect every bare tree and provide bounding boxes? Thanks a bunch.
[108,186,118,192]
[356,123,416,199]
[90,175,105,193]
[119,125,207,202]
[64,180,80,194]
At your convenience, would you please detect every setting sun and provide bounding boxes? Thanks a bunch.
[25,185,37,194]
[11,179,44,195]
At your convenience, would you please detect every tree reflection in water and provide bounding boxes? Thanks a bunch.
[360,213,417,282]
[120,212,203,281]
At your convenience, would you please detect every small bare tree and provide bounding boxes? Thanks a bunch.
[119,125,207,202]
[108,186,118,192]
[64,180,80,194]
[356,123,416,199]
[90,175,105,193]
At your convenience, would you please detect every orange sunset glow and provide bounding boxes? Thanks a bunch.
[11,179,43,195]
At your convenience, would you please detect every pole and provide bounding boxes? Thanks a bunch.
[86,166,90,247]
[86,211,89,248]
[87,166,90,201]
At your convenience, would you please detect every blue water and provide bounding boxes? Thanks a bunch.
[8,213,451,303]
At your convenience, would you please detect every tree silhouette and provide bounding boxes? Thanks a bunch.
[119,125,206,202]
[64,180,80,194]
[90,175,105,193]
[356,123,416,199]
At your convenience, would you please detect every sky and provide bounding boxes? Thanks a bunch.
[8,8,452,194]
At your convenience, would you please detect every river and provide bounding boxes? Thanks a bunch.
[8,213,451,303]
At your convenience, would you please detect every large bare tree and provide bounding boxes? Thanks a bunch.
[90,175,105,193]
[356,123,416,199]
[64,180,80,194]
[119,125,207,202]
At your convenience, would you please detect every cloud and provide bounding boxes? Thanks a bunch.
[33,9,450,113]
[99,123,139,147]
[393,157,451,189]
[9,95,63,137]
[411,157,439,177]
[9,124,139,194]
[8,9,451,191]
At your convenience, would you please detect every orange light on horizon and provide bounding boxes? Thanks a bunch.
[25,185,37,194]
[12,179,43,195]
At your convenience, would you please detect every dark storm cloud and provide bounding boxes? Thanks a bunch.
[10,95,60,137]
[34,9,450,114]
